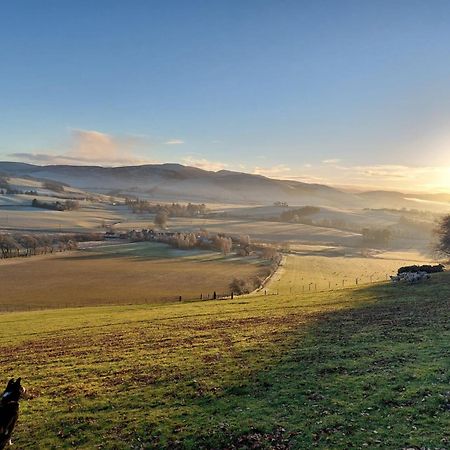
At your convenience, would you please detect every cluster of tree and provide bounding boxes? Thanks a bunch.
[279,206,320,223]
[229,247,282,294]
[43,180,65,193]
[229,270,270,295]
[0,177,38,195]
[126,199,208,217]
[169,232,233,254]
[31,198,80,211]
[273,201,289,207]
[1,188,39,195]
[130,228,235,255]
[0,232,103,259]
[361,227,392,247]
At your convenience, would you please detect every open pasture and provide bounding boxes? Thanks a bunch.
[0,242,262,311]
[264,251,436,294]
[0,255,448,448]
[0,201,125,232]
[116,216,362,246]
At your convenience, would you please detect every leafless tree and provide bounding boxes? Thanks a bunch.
[154,211,169,229]
[435,214,450,257]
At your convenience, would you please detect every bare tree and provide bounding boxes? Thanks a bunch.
[154,211,169,229]
[214,236,232,255]
[0,234,19,258]
[436,214,450,257]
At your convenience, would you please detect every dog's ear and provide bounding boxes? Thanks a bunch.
[6,379,15,389]
[15,378,21,386]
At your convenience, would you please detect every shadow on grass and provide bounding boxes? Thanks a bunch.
[9,276,449,449]
[163,277,450,449]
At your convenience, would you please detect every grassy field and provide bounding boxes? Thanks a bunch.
[117,216,362,247]
[265,251,434,294]
[0,202,125,232]
[0,242,262,311]
[0,254,448,448]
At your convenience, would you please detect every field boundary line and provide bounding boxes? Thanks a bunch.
[252,254,287,295]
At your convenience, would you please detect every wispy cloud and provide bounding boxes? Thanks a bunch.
[164,139,184,145]
[253,164,292,178]
[182,156,228,171]
[9,129,155,166]
[322,158,340,164]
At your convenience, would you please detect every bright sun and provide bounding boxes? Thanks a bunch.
[430,167,450,192]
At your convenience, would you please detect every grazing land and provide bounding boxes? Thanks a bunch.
[1,254,448,449]
[265,251,433,294]
[0,242,263,311]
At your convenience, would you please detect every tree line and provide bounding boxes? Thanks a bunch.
[31,198,80,211]
[278,206,320,222]
[128,228,235,255]
[126,199,208,217]
[0,232,103,258]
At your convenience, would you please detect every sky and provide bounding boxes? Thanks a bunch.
[1,0,450,192]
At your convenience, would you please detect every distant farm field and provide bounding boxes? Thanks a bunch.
[0,242,262,311]
[118,216,362,246]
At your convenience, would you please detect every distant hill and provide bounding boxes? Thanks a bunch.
[0,161,449,210]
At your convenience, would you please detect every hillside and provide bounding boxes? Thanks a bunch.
[2,162,449,210]
[2,256,449,448]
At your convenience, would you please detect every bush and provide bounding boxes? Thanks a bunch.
[398,264,445,275]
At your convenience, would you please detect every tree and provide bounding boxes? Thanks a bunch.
[154,211,168,229]
[436,214,450,256]
[0,234,19,258]
[17,235,37,256]
[213,236,232,255]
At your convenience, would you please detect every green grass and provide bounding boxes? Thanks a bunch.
[1,256,449,449]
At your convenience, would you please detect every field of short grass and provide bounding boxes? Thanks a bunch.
[1,254,448,449]
[265,252,434,294]
[0,243,262,311]
[0,201,124,232]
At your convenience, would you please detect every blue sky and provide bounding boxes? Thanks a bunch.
[1,0,450,191]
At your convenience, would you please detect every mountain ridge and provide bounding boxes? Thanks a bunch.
[1,161,449,208]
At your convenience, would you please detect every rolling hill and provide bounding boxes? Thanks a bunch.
[1,161,449,210]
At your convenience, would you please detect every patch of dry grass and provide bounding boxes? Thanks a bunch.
[0,249,261,311]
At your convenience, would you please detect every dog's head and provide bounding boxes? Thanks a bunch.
[1,378,25,404]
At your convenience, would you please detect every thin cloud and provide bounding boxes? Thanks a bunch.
[182,156,228,171]
[253,164,292,178]
[164,139,184,145]
[322,158,340,164]
[9,129,155,166]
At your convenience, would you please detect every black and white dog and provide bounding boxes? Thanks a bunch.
[0,379,24,449]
